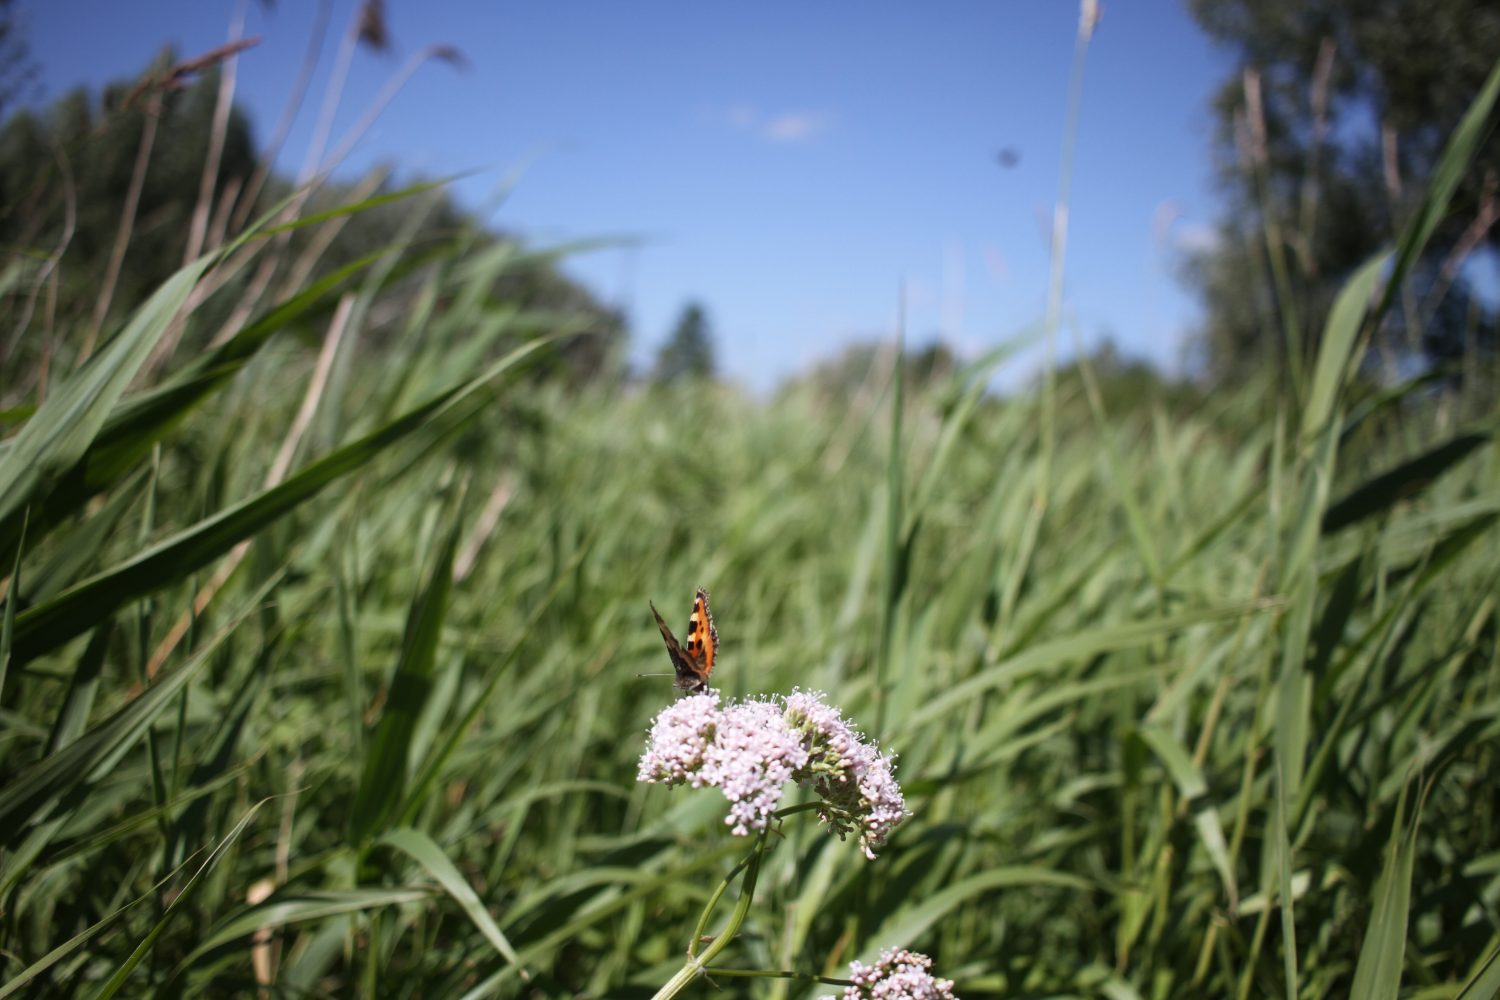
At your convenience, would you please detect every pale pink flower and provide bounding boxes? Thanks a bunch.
[637,692,721,787]
[785,690,909,859]
[637,689,907,854]
[831,948,958,999]
[703,698,809,835]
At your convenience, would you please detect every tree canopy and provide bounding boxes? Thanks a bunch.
[0,47,622,387]
[653,301,716,384]
[1183,0,1499,390]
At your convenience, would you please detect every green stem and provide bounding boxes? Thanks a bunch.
[704,967,853,987]
[684,802,820,956]
[687,848,755,959]
[651,827,771,1000]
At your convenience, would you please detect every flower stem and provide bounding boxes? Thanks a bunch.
[688,846,754,958]
[704,967,853,987]
[651,828,770,1000]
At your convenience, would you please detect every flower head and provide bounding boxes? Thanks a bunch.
[637,689,907,855]
[785,690,908,858]
[830,948,958,1000]
[703,698,809,835]
[637,692,721,787]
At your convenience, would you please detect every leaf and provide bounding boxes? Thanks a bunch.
[1132,724,1206,799]
[1349,784,1425,999]
[0,508,23,701]
[0,253,214,535]
[86,800,269,1000]
[26,468,147,603]
[8,337,549,663]
[1375,55,1500,327]
[1454,939,1500,1000]
[376,827,526,977]
[349,504,463,847]
[1304,54,1500,440]
[904,600,1277,733]
[1301,253,1389,442]
[179,888,436,966]
[0,574,274,840]
[0,799,264,1000]
[856,866,1090,964]
[1131,724,1239,908]
[1323,431,1491,533]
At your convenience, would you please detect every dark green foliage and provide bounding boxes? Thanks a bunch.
[1183,0,1500,389]
[0,54,623,397]
[0,0,38,121]
[0,55,257,328]
[653,300,716,383]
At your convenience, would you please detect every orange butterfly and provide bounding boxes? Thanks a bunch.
[650,588,718,694]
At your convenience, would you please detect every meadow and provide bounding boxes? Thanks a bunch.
[3,40,1500,1000]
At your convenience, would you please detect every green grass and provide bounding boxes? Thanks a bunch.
[2,55,1500,1000]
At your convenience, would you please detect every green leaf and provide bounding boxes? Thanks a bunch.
[86,800,269,1000]
[0,573,274,841]
[1323,431,1492,534]
[1132,724,1206,799]
[857,866,1090,964]
[1376,55,1500,327]
[903,600,1276,733]
[180,888,436,966]
[8,337,548,663]
[1301,253,1389,442]
[0,253,214,535]
[1349,784,1424,999]
[1454,939,1500,1000]
[0,854,187,999]
[1304,55,1500,441]
[349,503,463,847]
[0,508,23,701]
[376,827,525,976]
[27,469,147,603]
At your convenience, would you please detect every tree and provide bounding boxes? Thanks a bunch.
[0,48,625,392]
[653,301,716,383]
[0,0,38,122]
[0,50,258,346]
[1182,0,1500,389]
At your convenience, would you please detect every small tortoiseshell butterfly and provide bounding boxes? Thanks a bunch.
[650,588,717,694]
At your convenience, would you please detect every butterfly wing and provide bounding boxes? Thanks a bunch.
[650,590,717,693]
[680,589,717,689]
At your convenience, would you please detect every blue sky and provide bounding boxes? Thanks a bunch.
[24,1,1235,392]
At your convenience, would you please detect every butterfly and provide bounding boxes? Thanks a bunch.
[650,588,718,694]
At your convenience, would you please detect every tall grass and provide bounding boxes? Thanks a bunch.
[3,25,1500,1000]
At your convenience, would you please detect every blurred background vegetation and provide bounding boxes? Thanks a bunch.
[1,1,1498,997]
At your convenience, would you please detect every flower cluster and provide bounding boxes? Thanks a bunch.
[785,691,908,859]
[637,689,907,854]
[830,949,958,1000]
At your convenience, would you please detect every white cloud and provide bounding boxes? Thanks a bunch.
[716,105,830,144]
[725,104,758,130]
[1153,199,1220,255]
[1172,222,1220,254]
[761,112,827,143]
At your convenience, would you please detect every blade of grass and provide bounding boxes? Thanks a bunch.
[0,571,278,840]
[86,798,270,1000]
[8,337,550,663]
[376,827,526,978]
[1348,782,1425,999]
[349,499,463,848]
